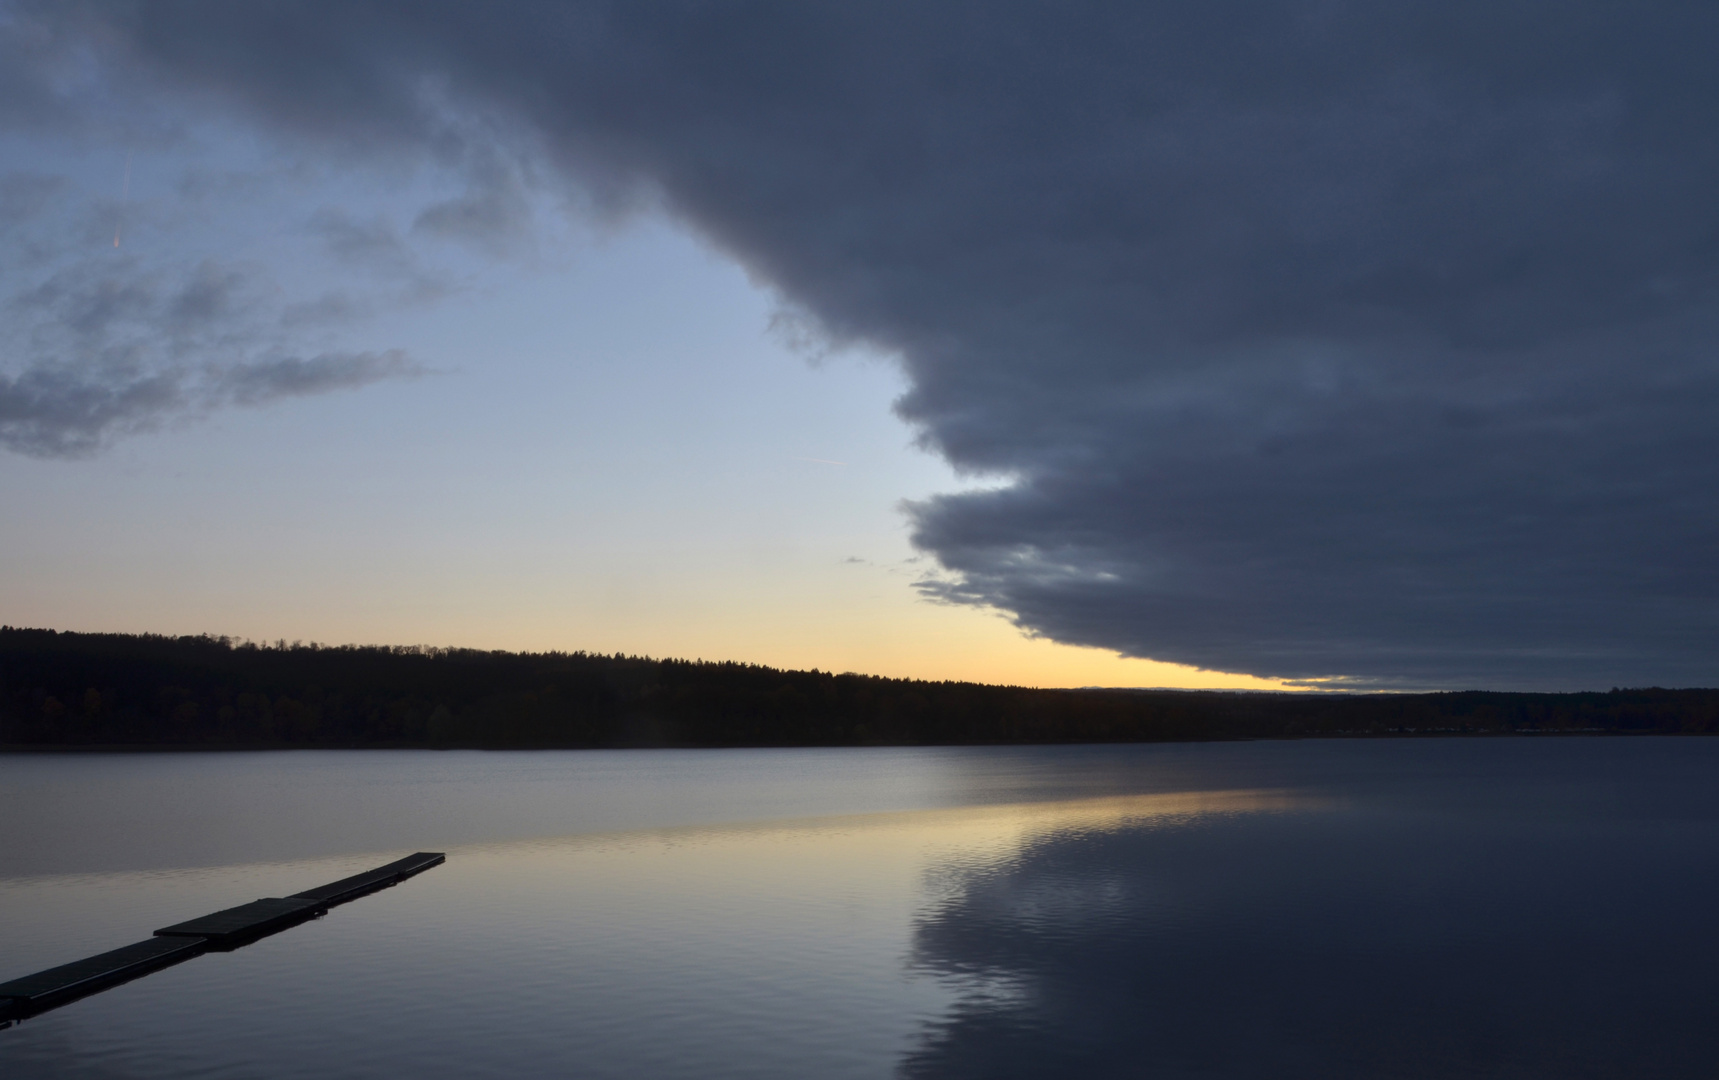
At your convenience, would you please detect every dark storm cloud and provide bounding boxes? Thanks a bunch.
[16,0,1719,686]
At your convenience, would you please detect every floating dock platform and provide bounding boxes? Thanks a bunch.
[153,897,325,945]
[0,852,443,1025]
[286,850,445,906]
[0,938,208,1019]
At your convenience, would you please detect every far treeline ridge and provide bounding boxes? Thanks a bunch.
[2,628,1717,749]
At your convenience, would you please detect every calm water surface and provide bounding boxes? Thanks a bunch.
[2,739,1717,1078]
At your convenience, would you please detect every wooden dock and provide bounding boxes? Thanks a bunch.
[285,850,445,906]
[0,852,443,1025]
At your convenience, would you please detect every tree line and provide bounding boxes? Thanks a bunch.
[3,627,1717,749]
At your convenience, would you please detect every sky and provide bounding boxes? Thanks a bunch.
[2,2,1717,691]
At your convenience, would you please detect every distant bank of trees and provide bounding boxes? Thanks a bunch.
[3,627,1717,749]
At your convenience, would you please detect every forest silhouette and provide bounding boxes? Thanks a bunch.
[3,627,1716,749]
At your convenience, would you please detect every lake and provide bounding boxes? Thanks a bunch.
[3,738,1717,1078]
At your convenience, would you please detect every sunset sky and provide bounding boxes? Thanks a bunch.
[3,3,1716,691]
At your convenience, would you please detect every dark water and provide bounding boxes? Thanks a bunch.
[2,739,1717,1078]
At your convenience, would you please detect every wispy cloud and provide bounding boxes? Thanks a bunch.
[0,349,416,457]
[2,199,424,457]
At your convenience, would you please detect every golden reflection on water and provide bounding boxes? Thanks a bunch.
[897,787,1318,844]
[421,787,1325,924]
[464,785,1317,853]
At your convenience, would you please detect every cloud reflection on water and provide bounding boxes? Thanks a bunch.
[903,785,1719,1080]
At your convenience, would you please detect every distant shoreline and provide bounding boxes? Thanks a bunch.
[5,627,1717,749]
[0,723,1676,754]
[0,731,1673,754]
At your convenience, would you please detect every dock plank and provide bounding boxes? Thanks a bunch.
[0,936,206,1015]
[154,896,324,941]
[289,851,446,904]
